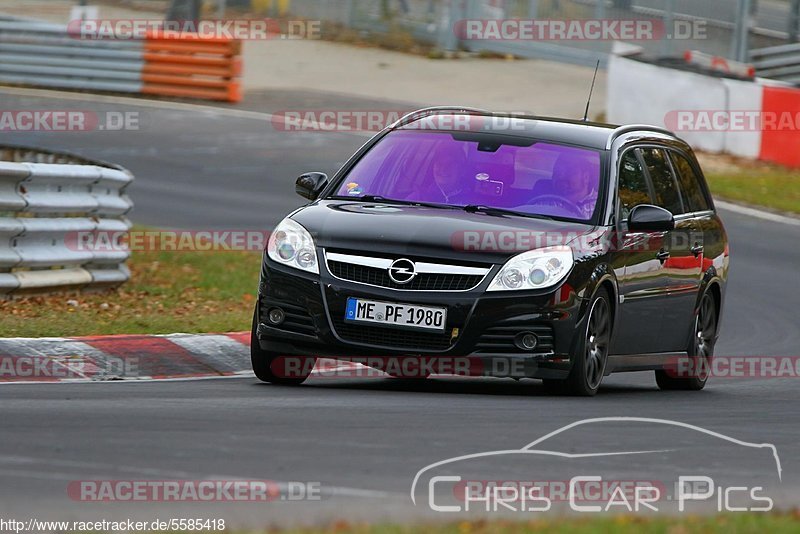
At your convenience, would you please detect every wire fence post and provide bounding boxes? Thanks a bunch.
[344,0,355,27]
[595,0,606,20]
[791,0,800,42]
[731,0,751,62]
[661,0,675,58]
[437,0,457,52]
[528,0,539,18]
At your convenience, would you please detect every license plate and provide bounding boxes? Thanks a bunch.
[345,298,447,332]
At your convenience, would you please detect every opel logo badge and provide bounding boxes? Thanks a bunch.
[388,258,416,285]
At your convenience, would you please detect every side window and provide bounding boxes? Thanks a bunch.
[641,148,683,215]
[670,152,710,213]
[618,149,651,220]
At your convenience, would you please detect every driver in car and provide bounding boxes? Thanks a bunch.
[427,150,472,205]
[549,156,598,219]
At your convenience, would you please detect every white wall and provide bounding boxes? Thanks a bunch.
[607,55,763,159]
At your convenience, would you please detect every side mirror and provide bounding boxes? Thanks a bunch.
[628,204,675,232]
[295,172,328,201]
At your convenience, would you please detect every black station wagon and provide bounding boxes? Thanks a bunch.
[251,108,729,396]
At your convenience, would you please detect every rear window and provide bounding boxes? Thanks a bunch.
[670,152,710,213]
[641,147,683,215]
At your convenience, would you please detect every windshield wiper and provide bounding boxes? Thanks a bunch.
[330,195,457,210]
[463,205,520,217]
[356,195,398,203]
[462,205,555,221]
[329,194,407,204]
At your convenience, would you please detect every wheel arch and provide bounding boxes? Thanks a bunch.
[586,264,619,337]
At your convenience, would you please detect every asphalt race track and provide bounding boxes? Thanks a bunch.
[1,88,799,526]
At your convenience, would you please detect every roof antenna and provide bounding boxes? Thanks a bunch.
[583,60,601,122]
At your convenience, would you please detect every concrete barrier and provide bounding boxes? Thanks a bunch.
[608,51,800,168]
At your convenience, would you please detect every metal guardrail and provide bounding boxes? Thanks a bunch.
[0,18,242,102]
[0,146,134,296]
[751,43,800,84]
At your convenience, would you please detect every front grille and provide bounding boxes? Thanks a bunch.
[475,324,555,354]
[331,315,454,351]
[260,301,315,336]
[327,260,484,291]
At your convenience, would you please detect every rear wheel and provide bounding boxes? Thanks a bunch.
[545,288,611,396]
[251,306,313,385]
[656,291,716,391]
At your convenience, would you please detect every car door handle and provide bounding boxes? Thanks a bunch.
[656,249,671,262]
[691,244,704,257]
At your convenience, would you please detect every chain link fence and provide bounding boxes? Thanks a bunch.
[237,0,800,66]
[26,1,800,71]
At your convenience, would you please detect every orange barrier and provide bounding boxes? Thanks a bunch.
[142,31,242,103]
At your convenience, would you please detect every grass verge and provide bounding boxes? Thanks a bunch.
[0,247,259,337]
[272,513,800,533]
[697,153,800,215]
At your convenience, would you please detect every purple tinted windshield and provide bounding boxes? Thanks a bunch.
[334,131,602,221]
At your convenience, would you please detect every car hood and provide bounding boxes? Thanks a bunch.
[290,200,597,264]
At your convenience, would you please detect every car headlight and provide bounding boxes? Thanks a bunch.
[267,218,319,274]
[488,246,573,291]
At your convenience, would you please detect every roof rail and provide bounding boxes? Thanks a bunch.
[607,124,677,149]
[391,106,491,128]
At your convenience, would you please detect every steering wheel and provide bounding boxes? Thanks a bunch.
[526,194,584,218]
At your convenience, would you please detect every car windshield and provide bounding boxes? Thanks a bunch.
[332,130,602,221]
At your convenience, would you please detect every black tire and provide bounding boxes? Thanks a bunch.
[656,291,716,391]
[250,307,312,385]
[546,288,612,397]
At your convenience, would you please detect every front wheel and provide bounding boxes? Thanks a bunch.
[546,288,612,396]
[251,307,313,385]
[655,291,717,391]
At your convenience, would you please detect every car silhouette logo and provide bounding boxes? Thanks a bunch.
[388,258,417,285]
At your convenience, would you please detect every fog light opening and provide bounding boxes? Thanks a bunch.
[514,332,539,351]
[267,307,285,325]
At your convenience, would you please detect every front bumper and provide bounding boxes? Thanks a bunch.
[256,257,588,379]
